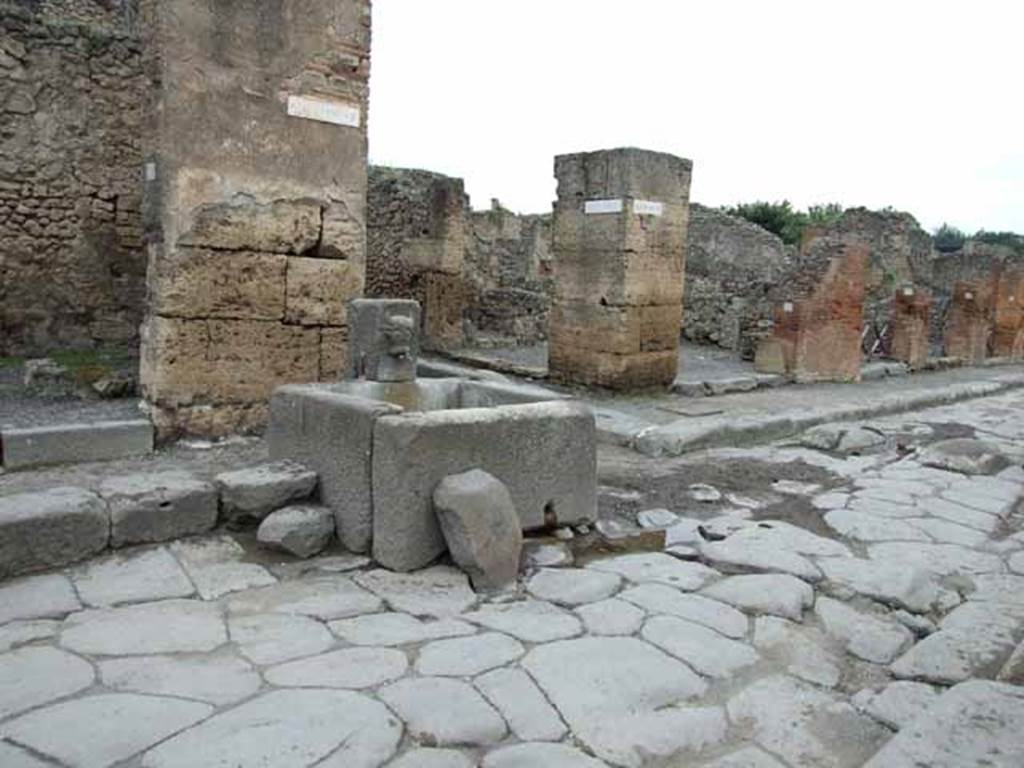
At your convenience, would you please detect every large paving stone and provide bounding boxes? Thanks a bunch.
[0,619,59,652]
[0,487,109,578]
[890,600,1024,684]
[257,504,334,558]
[815,596,914,664]
[474,667,568,742]
[868,542,1004,578]
[216,460,318,523]
[227,575,382,620]
[919,438,1011,475]
[927,497,1000,532]
[99,471,217,547]
[0,741,50,767]
[433,469,523,592]
[620,584,748,639]
[817,557,937,613]
[910,517,988,547]
[416,632,524,676]
[328,612,477,646]
[574,598,646,636]
[526,567,622,606]
[353,567,477,617]
[3,693,212,767]
[462,599,582,642]
[585,553,720,590]
[753,616,841,688]
[100,652,261,705]
[378,677,507,747]
[824,508,931,543]
[0,573,80,625]
[852,681,941,730]
[701,747,789,768]
[61,599,227,656]
[522,637,718,767]
[700,574,814,621]
[229,612,335,665]
[697,520,847,581]
[169,535,277,600]
[642,615,759,678]
[482,743,606,768]
[862,680,1024,767]
[72,547,195,607]
[265,647,408,689]
[0,646,94,719]
[390,750,474,768]
[727,674,889,768]
[142,689,401,768]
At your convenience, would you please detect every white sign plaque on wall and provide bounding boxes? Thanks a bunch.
[783,302,794,313]
[903,287,915,296]
[287,95,361,128]
[964,291,974,301]
[584,199,624,215]
[633,199,664,217]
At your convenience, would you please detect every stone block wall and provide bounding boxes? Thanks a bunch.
[548,148,692,389]
[943,279,994,363]
[889,286,932,370]
[756,243,867,381]
[992,270,1024,358]
[366,166,469,351]
[0,2,147,355]
[138,0,371,438]
[683,203,792,358]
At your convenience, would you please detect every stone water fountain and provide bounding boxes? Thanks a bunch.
[268,299,597,572]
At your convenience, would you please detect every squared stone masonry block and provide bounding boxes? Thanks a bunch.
[141,316,321,409]
[549,346,678,390]
[178,199,323,255]
[549,302,681,356]
[320,327,349,380]
[319,200,367,261]
[285,257,363,327]
[555,148,693,202]
[149,248,287,320]
[552,245,685,307]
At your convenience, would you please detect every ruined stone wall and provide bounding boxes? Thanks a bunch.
[0,1,146,355]
[464,204,552,347]
[365,166,469,350]
[800,208,933,340]
[889,287,932,370]
[683,204,791,358]
[992,269,1024,358]
[944,279,995,363]
[139,0,371,438]
[366,168,552,350]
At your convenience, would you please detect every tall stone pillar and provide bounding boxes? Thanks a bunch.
[944,279,994,363]
[992,270,1024,359]
[138,0,371,438]
[889,286,932,370]
[548,148,692,389]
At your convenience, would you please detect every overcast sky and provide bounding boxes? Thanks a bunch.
[369,0,1023,234]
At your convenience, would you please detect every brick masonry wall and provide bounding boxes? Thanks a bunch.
[889,287,932,370]
[944,279,995,363]
[991,269,1024,358]
[0,2,147,355]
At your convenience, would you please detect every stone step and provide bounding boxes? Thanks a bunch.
[1,419,153,470]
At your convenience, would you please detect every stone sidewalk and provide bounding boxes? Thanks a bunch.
[2,391,1024,766]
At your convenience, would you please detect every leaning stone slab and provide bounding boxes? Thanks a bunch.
[257,504,334,558]
[99,471,217,547]
[0,487,109,578]
[4,693,212,768]
[862,680,1024,767]
[0,419,153,470]
[215,460,317,524]
[141,689,401,768]
[434,469,523,592]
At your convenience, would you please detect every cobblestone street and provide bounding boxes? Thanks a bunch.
[3,389,1023,767]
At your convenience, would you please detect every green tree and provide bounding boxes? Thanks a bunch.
[933,223,967,252]
[722,201,845,245]
[973,230,1024,255]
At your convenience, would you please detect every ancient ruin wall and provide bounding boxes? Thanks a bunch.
[683,204,792,358]
[889,286,932,370]
[138,0,371,438]
[0,2,147,355]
